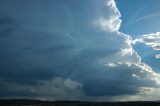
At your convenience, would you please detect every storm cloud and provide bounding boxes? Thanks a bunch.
[0,0,160,101]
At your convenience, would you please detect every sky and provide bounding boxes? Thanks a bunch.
[116,0,160,73]
[0,0,160,101]
[116,0,160,36]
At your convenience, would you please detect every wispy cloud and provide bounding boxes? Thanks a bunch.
[155,54,160,59]
[130,13,160,24]
[124,2,160,27]
[124,3,149,26]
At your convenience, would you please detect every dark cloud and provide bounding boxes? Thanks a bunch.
[80,62,157,96]
[0,0,159,101]
[0,16,17,38]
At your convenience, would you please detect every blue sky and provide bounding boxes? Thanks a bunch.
[0,0,160,101]
[116,0,160,36]
[116,0,160,73]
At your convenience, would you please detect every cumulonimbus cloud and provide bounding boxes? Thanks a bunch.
[0,0,160,101]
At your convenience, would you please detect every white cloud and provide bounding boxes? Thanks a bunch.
[132,32,160,59]
[120,48,133,56]
[132,32,160,51]
[93,0,121,32]
[105,62,117,67]
[132,74,140,78]
[95,17,121,32]
[155,54,160,59]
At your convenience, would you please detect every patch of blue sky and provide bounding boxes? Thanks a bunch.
[116,0,160,36]
[133,43,160,72]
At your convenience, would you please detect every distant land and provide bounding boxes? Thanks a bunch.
[0,99,160,106]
